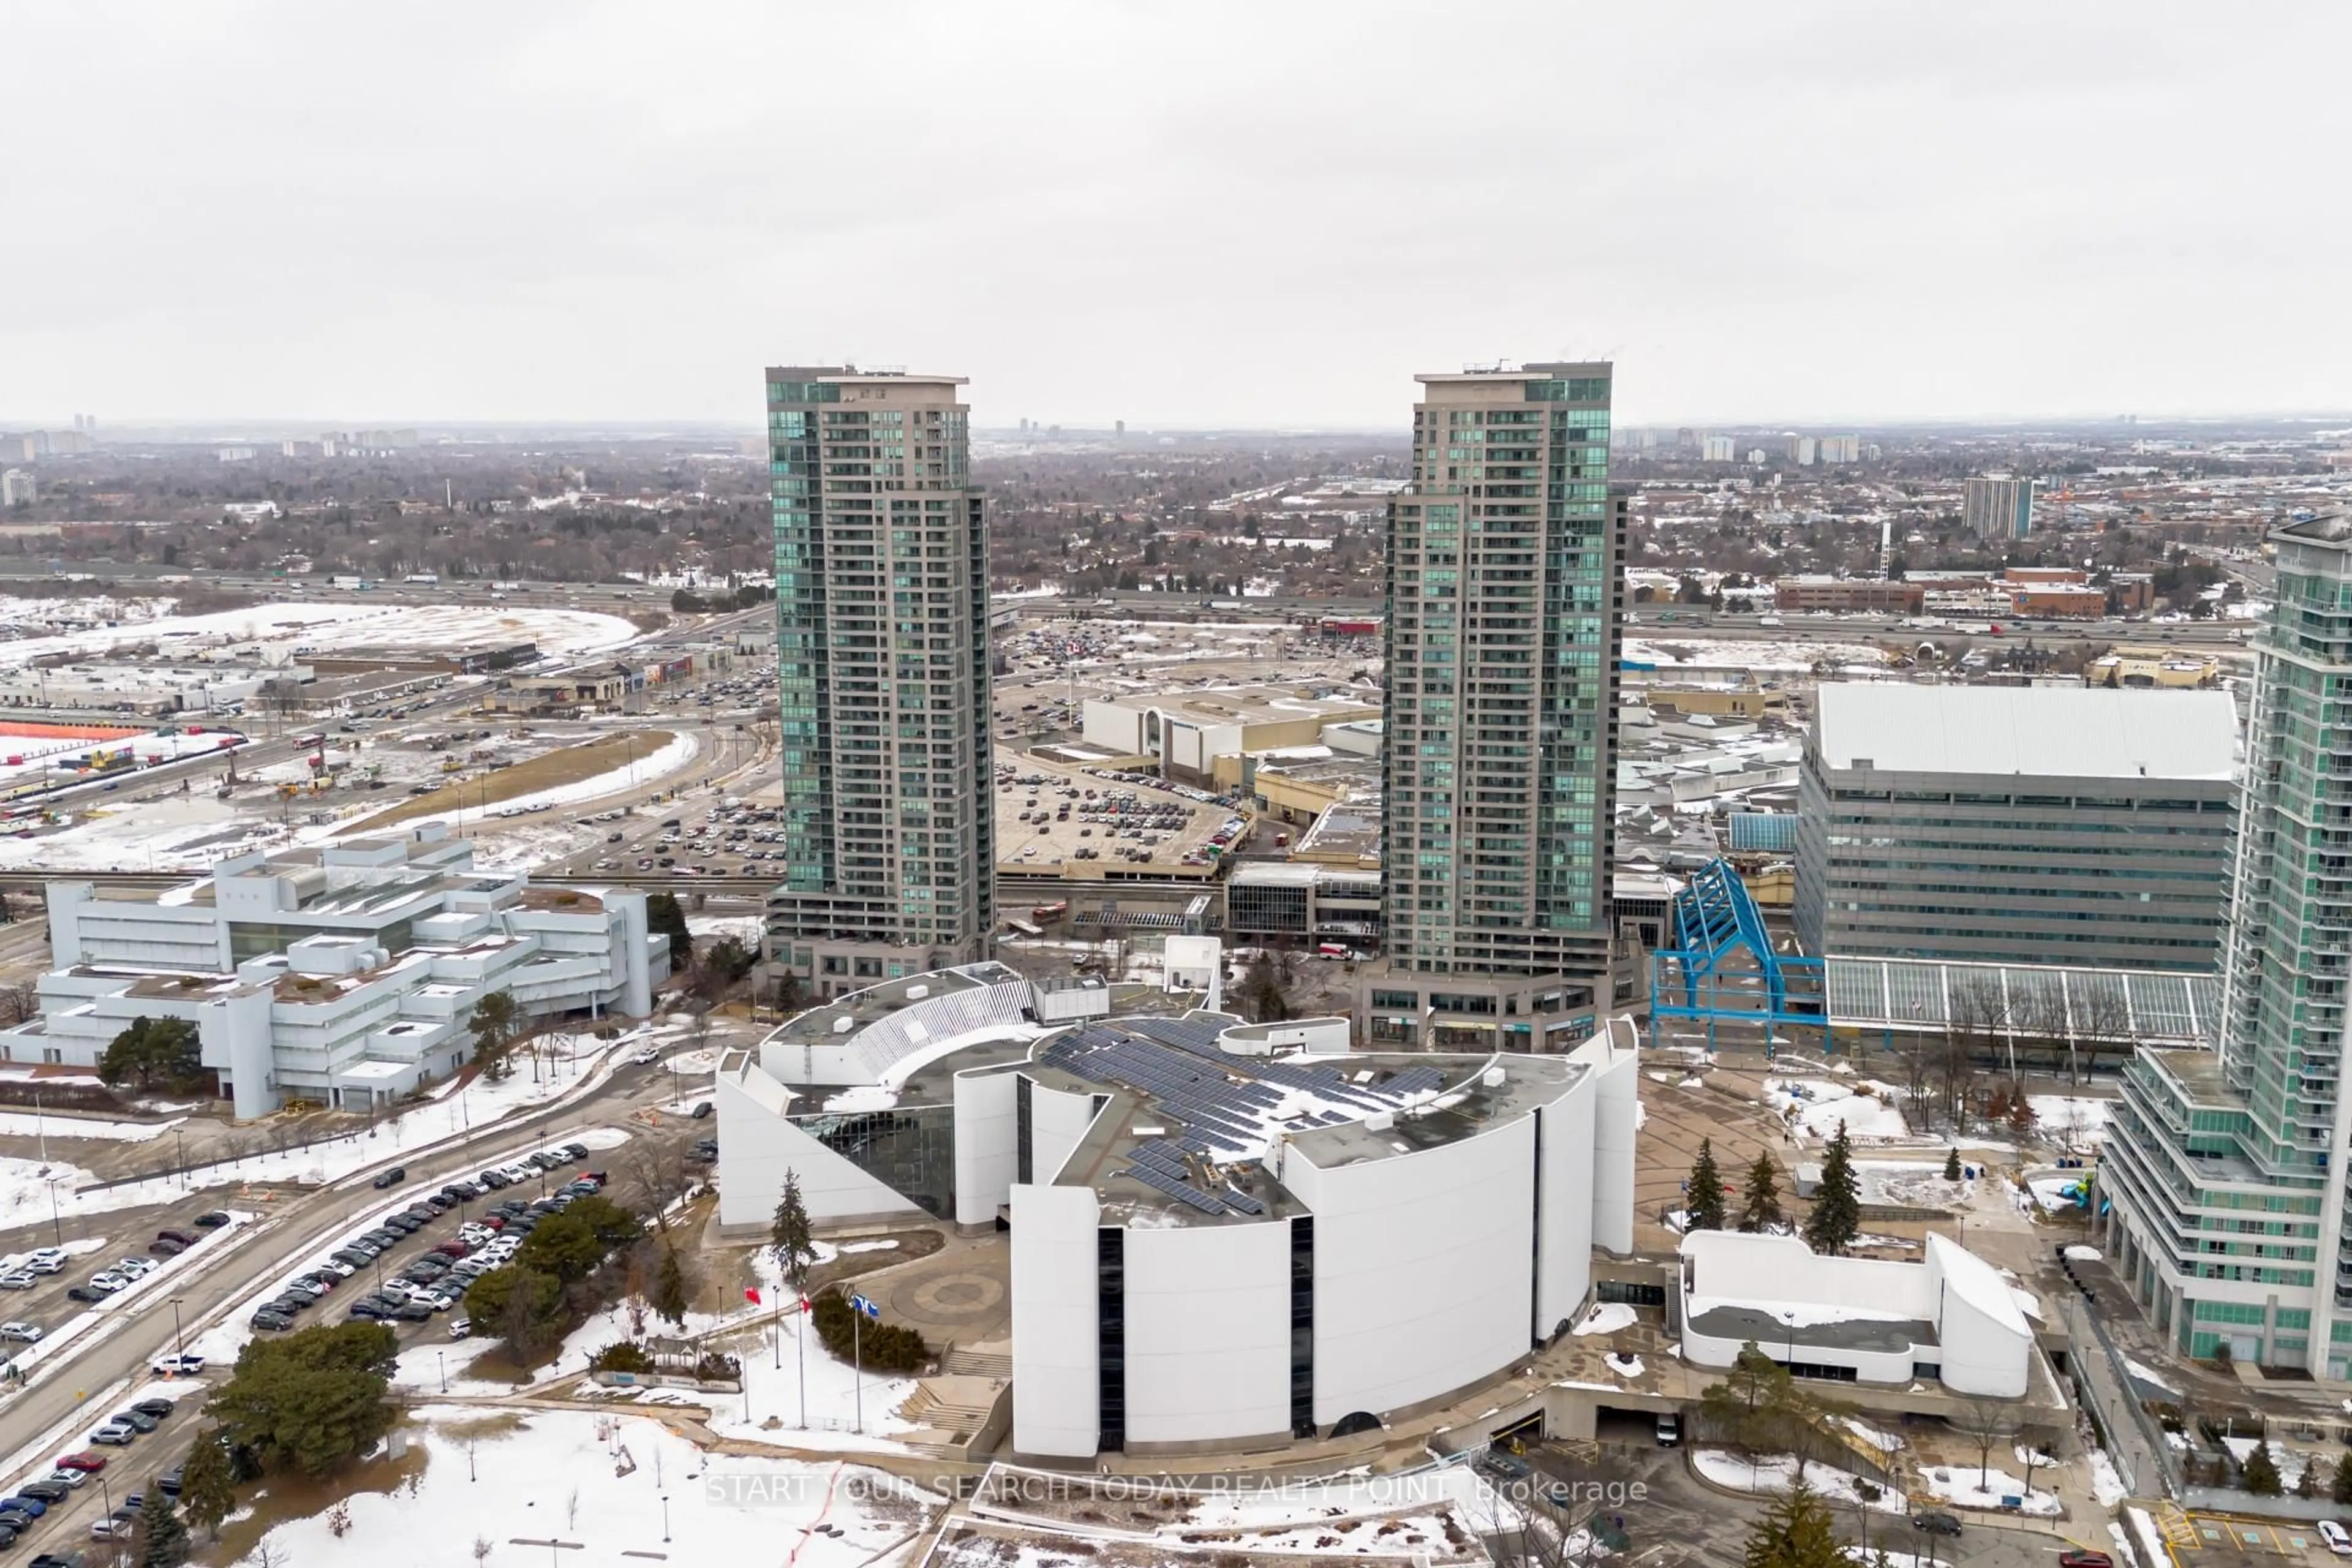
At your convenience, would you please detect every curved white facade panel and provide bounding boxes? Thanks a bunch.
[1122,1223,1292,1446]
[952,1068,1019,1227]
[1286,1116,1537,1426]
[1010,1182,1102,1459]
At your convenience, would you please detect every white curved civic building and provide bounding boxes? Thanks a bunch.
[714,970,1643,1460]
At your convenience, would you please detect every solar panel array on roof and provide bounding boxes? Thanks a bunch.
[1120,1164,1226,1215]
[1041,1017,1475,1213]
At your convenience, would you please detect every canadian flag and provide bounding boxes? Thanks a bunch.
[744,1287,761,1305]
[799,1295,812,1314]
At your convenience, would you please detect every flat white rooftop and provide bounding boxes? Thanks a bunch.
[1813,683,2236,782]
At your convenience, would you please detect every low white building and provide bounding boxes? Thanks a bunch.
[714,969,1643,1460]
[0,824,665,1117]
[1676,1231,2032,1397]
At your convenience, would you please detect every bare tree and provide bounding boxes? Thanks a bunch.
[1953,1396,2015,1488]
[0,982,36,1028]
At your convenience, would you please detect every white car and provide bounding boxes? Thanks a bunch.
[2321,1521,2352,1557]
[628,1047,662,1065]
[0,1322,40,1342]
[88,1272,130,1293]
[118,1257,158,1278]
[315,1259,356,1278]
[0,1272,37,1291]
[26,1256,63,1275]
[150,1353,205,1376]
[457,1224,493,1246]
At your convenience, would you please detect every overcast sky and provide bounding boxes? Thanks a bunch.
[4,2,2343,431]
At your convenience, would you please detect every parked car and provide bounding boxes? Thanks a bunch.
[109,1410,158,1434]
[131,1397,175,1420]
[562,1142,589,1161]
[87,1273,129,1294]
[192,1211,231,1228]
[150,1354,205,1376]
[2058,1553,2114,1568]
[248,1310,293,1333]
[0,1323,43,1343]
[87,1427,134,1448]
[157,1465,184,1498]
[2320,1523,2352,1558]
[0,1272,36,1291]
[43,1468,86,1491]
[448,1316,472,1340]
[371,1166,407,1190]
[154,1229,197,1247]
[0,1496,47,1518]
[53,1453,109,1474]
[147,1239,187,1257]
[691,1102,714,1119]
[1910,1513,1962,1538]
[477,1170,512,1190]
[16,1483,67,1505]
[1654,1412,1681,1447]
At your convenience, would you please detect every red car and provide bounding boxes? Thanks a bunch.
[481,1216,507,1232]
[2059,1554,2112,1568]
[53,1453,107,1474]
[432,1242,468,1259]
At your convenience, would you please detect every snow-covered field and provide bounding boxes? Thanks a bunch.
[370,731,699,839]
[1768,1079,1911,1141]
[1693,1450,1905,1513]
[225,1407,939,1568]
[2029,1095,2114,1150]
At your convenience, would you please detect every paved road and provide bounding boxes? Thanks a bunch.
[0,1039,714,1553]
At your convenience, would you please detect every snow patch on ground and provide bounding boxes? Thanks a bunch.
[1572,1302,1637,1337]
[1917,1463,2061,1516]
[2088,1447,2129,1507]
[2065,1245,2104,1262]
[1693,1450,1905,1513]
[0,1111,183,1143]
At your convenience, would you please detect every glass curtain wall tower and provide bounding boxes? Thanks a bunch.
[2103,513,2352,1374]
[1356,363,1626,1050]
[763,367,997,997]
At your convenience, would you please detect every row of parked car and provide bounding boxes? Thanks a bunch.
[9,1396,192,1551]
[251,1144,600,1335]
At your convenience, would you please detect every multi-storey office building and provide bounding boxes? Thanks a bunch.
[1357,364,1626,1050]
[1794,684,2235,971]
[0,826,665,1118]
[762,367,997,996]
[2103,513,2352,1374]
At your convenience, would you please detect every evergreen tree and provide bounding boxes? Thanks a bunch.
[176,1431,237,1542]
[2297,1453,2321,1499]
[770,1169,816,1298]
[1942,1146,1962,1182]
[644,892,694,965]
[1687,1140,1727,1232]
[134,1483,192,1567]
[653,1246,689,1328]
[1739,1153,1785,1232]
[2242,1439,2283,1496]
[1740,1477,1844,1568]
[2331,1451,2352,1505]
[1803,1120,1862,1256]
[466,989,522,1082]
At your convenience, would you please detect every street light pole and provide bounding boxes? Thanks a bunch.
[45,1180,61,1248]
[660,1494,669,1544]
[168,1297,186,1361]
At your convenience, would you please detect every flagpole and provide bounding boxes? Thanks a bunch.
[853,1310,863,1435]
[797,1297,807,1428]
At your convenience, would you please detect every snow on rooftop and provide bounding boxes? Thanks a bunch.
[1813,684,2236,782]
